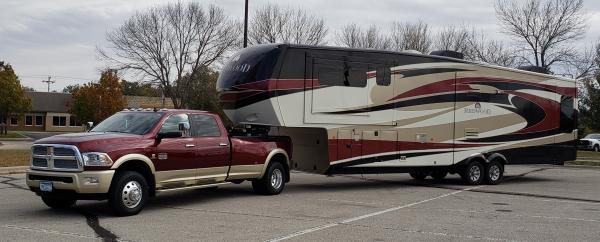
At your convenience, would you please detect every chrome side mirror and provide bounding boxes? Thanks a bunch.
[178,122,190,131]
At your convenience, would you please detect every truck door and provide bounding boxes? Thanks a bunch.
[154,114,198,187]
[189,114,230,184]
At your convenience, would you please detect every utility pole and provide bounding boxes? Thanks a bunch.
[42,76,55,92]
[243,0,248,48]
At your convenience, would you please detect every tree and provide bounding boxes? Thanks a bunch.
[22,86,35,92]
[335,24,391,49]
[389,21,432,53]
[495,0,586,70]
[71,70,126,124]
[249,4,328,45]
[100,2,239,109]
[0,61,31,134]
[62,84,80,94]
[121,81,161,97]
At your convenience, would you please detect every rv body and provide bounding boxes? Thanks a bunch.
[217,44,577,177]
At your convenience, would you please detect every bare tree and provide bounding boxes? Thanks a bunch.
[99,2,239,108]
[249,4,328,45]
[335,24,391,49]
[434,25,473,55]
[495,0,587,69]
[390,21,432,53]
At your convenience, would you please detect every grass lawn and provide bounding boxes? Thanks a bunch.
[0,131,26,139]
[576,150,600,159]
[0,149,30,167]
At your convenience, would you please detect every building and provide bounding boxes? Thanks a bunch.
[5,92,175,132]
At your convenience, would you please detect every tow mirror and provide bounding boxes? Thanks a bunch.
[178,122,190,131]
[86,122,94,132]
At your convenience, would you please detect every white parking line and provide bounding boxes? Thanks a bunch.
[266,185,484,242]
[2,224,99,240]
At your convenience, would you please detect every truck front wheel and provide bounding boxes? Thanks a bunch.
[108,171,149,216]
[41,196,76,209]
[252,162,286,195]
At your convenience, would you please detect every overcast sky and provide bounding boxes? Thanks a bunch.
[1,0,599,92]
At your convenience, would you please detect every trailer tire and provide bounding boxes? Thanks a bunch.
[431,170,448,180]
[41,196,76,209]
[485,160,504,185]
[409,171,428,180]
[108,171,149,216]
[460,161,484,185]
[252,162,286,195]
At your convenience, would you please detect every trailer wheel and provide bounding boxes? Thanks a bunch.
[409,171,428,180]
[431,170,448,180]
[460,161,484,185]
[41,196,76,209]
[108,171,149,216]
[252,162,286,195]
[485,160,504,185]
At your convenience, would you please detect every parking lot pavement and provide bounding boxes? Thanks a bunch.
[1,165,599,242]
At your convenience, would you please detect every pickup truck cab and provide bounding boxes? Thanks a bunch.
[26,109,292,216]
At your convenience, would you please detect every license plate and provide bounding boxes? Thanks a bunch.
[39,181,53,192]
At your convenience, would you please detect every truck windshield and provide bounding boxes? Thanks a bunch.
[91,112,163,135]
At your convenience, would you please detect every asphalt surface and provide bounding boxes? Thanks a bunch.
[0,165,599,242]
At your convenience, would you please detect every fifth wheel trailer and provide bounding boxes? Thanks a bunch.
[216,44,577,185]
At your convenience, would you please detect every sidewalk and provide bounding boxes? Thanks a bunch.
[0,166,28,175]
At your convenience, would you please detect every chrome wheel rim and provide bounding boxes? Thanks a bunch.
[271,169,283,190]
[122,181,142,209]
[469,165,481,182]
[489,165,501,181]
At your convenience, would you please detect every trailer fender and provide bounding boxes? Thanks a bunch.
[486,153,508,165]
[259,149,290,180]
[454,153,488,167]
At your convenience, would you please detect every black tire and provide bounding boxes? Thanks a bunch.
[431,170,448,180]
[485,160,504,185]
[409,171,428,180]
[460,161,485,185]
[108,171,149,216]
[252,162,286,195]
[41,196,76,209]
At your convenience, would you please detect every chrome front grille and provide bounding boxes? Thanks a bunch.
[31,144,83,172]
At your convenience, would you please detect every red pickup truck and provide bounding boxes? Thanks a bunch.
[26,109,292,216]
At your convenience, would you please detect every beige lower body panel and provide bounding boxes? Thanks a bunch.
[155,167,229,190]
[26,169,115,194]
[227,165,263,180]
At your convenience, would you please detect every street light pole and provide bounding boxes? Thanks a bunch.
[243,0,248,48]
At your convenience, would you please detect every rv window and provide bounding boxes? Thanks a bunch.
[560,95,576,133]
[376,67,391,86]
[317,61,367,88]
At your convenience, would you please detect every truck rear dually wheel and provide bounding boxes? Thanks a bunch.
[252,162,286,195]
[108,171,149,216]
[41,196,76,209]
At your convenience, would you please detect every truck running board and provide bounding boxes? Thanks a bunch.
[156,182,231,193]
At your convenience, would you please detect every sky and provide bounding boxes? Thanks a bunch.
[1,0,599,92]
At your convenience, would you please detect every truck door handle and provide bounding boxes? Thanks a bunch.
[185,144,195,148]
[219,143,228,146]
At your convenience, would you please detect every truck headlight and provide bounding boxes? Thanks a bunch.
[82,152,113,166]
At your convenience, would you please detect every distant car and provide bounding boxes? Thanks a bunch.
[579,134,600,152]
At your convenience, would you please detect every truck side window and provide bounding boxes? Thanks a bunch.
[159,114,190,137]
[190,114,221,137]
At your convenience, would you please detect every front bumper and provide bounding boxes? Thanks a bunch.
[26,169,115,194]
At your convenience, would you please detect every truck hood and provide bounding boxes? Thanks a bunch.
[35,132,150,153]
[580,138,597,142]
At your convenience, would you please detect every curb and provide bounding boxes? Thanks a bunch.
[0,166,28,175]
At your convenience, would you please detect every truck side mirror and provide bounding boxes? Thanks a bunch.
[86,122,94,132]
[178,122,190,131]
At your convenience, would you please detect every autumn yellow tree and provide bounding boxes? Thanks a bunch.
[71,70,126,124]
[0,61,31,134]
